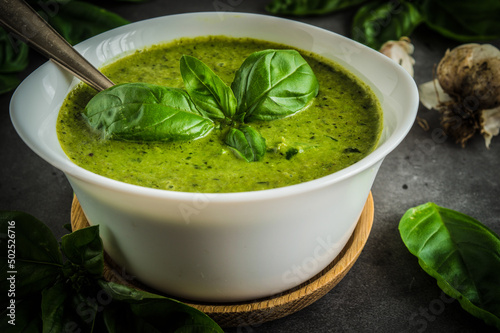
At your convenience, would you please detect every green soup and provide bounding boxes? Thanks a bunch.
[57,36,382,193]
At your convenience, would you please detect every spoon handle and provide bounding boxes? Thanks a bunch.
[0,0,114,91]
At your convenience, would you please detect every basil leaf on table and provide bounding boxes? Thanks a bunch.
[61,225,103,278]
[0,28,29,94]
[224,126,267,162]
[42,0,130,45]
[41,282,69,333]
[99,280,164,301]
[399,203,500,330]
[103,300,223,333]
[231,49,319,122]
[266,0,369,16]
[0,28,29,73]
[126,298,222,333]
[0,211,63,299]
[84,82,214,142]
[415,0,500,42]
[351,0,422,50]
[0,74,21,95]
[100,280,223,333]
[180,55,237,120]
[0,210,224,332]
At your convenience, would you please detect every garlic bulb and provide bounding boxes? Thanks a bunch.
[419,43,500,148]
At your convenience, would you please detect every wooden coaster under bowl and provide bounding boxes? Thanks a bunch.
[71,192,374,328]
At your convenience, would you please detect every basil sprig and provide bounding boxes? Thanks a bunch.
[0,211,223,332]
[84,49,319,162]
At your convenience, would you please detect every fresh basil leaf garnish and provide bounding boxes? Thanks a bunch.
[0,211,63,299]
[231,49,319,122]
[84,82,214,142]
[399,203,500,330]
[224,126,267,162]
[83,49,319,162]
[180,55,237,120]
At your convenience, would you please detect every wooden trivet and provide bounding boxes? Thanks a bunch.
[71,192,374,328]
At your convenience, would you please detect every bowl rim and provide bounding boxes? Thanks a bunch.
[10,11,419,203]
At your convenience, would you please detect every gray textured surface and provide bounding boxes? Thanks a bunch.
[1,1,499,332]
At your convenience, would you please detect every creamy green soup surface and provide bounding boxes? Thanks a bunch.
[57,36,382,193]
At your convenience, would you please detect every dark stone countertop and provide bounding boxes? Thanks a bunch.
[1,1,499,332]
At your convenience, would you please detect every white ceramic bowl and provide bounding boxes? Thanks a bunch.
[10,12,418,302]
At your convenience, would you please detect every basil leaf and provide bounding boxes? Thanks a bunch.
[351,0,423,49]
[399,203,500,330]
[42,0,130,45]
[0,74,20,94]
[0,28,29,73]
[128,299,223,333]
[61,225,103,278]
[41,282,69,333]
[0,211,63,299]
[0,28,29,93]
[416,0,500,42]
[69,291,100,330]
[224,126,267,162]
[103,302,144,333]
[98,280,164,302]
[100,281,223,333]
[231,49,319,122]
[266,0,370,16]
[180,55,237,120]
[84,82,214,142]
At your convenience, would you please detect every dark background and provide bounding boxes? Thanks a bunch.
[1,0,499,332]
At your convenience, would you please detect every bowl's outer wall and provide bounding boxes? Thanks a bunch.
[10,13,418,302]
[68,162,381,301]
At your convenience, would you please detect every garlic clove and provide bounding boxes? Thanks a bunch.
[418,79,452,110]
[481,107,500,149]
[379,37,415,77]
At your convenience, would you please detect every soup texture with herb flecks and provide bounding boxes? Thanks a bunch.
[57,36,382,193]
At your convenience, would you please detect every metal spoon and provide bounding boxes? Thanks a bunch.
[0,0,114,91]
